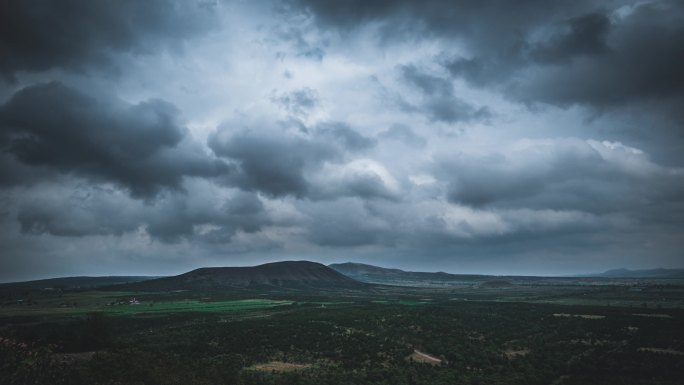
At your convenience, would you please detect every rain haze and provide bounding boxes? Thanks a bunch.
[1,0,683,281]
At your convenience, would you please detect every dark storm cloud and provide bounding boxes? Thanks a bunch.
[209,127,338,198]
[296,0,684,122]
[399,65,491,124]
[292,0,604,73]
[530,12,612,64]
[0,0,217,80]
[144,190,270,243]
[443,10,613,87]
[292,0,583,42]
[209,122,381,199]
[0,82,228,198]
[0,153,54,187]
[509,2,684,111]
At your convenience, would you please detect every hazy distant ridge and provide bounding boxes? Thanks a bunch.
[589,268,684,278]
[0,276,156,290]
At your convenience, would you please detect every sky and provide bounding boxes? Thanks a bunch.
[1,0,683,281]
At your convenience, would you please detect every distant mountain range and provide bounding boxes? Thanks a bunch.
[588,268,684,278]
[116,261,369,292]
[0,276,156,290]
[329,262,684,286]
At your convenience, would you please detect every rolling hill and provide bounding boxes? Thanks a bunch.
[117,261,370,292]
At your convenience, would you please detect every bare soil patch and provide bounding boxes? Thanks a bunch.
[553,313,605,319]
[407,350,442,365]
[632,313,672,319]
[638,347,684,355]
[251,361,311,372]
[54,351,97,364]
[565,339,609,346]
[503,348,530,358]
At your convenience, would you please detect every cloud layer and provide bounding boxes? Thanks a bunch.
[1,0,683,280]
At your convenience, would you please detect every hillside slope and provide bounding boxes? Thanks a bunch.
[119,261,369,292]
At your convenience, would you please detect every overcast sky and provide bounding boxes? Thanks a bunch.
[1,0,683,281]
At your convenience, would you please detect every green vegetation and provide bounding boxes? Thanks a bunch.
[0,290,291,316]
[1,278,683,384]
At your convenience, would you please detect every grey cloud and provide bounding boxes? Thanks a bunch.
[335,175,394,200]
[316,122,377,151]
[145,190,270,244]
[531,12,612,64]
[509,2,684,112]
[2,0,683,279]
[0,0,217,80]
[209,121,380,199]
[303,199,394,247]
[443,2,684,126]
[12,181,270,244]
[445,11,612,86]
[17,186,140,237]
[271,23,326,61]
[0,82,228,198]
[378,124,427,147]
[401,65,452,95]
[292,0,583,46]
[310,166,400,202]
[297,0,684,123]
[437,139,684,217]
[444,50,524,90]
[0,153,55,187]
[399,65,491,124]
[298,194,611,257]
[209,127,339,198]
[273,87,320,117]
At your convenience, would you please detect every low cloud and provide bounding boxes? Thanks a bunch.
[11,180,270,244]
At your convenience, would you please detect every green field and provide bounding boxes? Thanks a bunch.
[0,291,292,316]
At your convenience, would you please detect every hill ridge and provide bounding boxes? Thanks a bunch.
[115,260,368,292]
